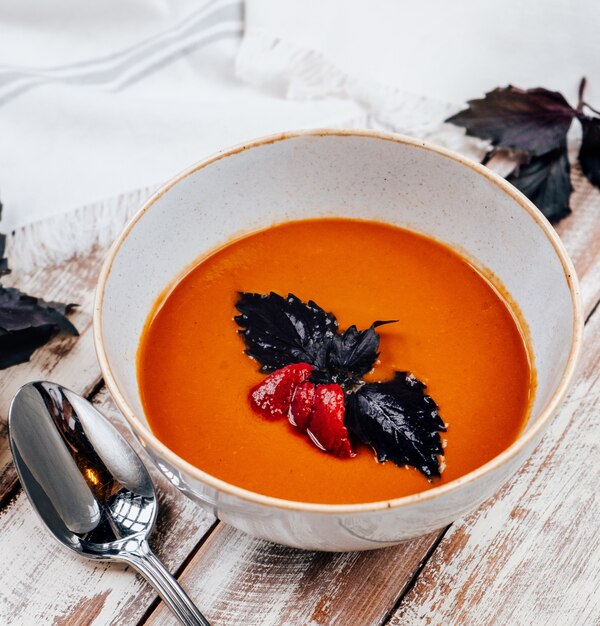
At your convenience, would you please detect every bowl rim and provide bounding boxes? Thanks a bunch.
[93,128,584,514]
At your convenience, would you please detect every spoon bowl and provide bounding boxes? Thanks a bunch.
[9,381,210,626]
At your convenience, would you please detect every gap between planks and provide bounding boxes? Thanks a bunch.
[137,519,221,625]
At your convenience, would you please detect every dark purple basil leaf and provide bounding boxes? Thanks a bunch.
[0,200,8,277]
[345,372,446,479]
[0,287,78,333]
[328,320,396,380]
[0,326,55,369]
[235,292,338,372]
[0,233,9,277]
[578,115,600,189]
[447,86,576,156]
[0,286,78,369]
[506,146,573,223]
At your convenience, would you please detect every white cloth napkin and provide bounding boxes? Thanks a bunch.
[3,0,599,265]
[238,0,600,136]
[0,0,363,233]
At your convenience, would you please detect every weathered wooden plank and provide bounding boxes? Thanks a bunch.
[387,305,600,625]
[146,523,439,626]
[0,387,216,626]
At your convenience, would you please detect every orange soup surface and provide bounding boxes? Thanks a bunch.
[138,219,532,504]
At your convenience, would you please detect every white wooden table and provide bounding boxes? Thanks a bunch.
[1,169,599,625]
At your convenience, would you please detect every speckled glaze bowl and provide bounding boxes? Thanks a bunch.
[94,129,583,552]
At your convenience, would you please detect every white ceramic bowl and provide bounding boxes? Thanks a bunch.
[94,129,583,552]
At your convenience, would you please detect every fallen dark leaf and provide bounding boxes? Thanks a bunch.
[447,86,576,156]
[578,115,600,189]
[0,201,8,277]
[345,372,446,479]
[506,146,573,223]
[0,286,78,369]
[0,326,55,369]
[0,233,8,277]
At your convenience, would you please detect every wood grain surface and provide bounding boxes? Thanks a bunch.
[0,171,598,625]
[147,524,440,626]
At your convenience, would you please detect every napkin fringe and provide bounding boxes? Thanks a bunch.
[6,186,153,274]
[236,29,459,137]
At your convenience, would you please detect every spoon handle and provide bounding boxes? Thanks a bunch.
[123,539,210,626]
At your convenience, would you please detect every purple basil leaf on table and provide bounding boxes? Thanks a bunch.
[447,86,576,156]
[345,372,446,479]
[0,233,9,277]
[0,326,57,369]
[506,146,573,223]
[0,286,78,369]
[0,201,8,277]
[578,115,600,189]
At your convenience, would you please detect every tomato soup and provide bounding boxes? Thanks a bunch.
[138,219,532,504]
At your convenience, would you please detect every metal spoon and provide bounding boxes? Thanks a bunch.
[8,381,210,626]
